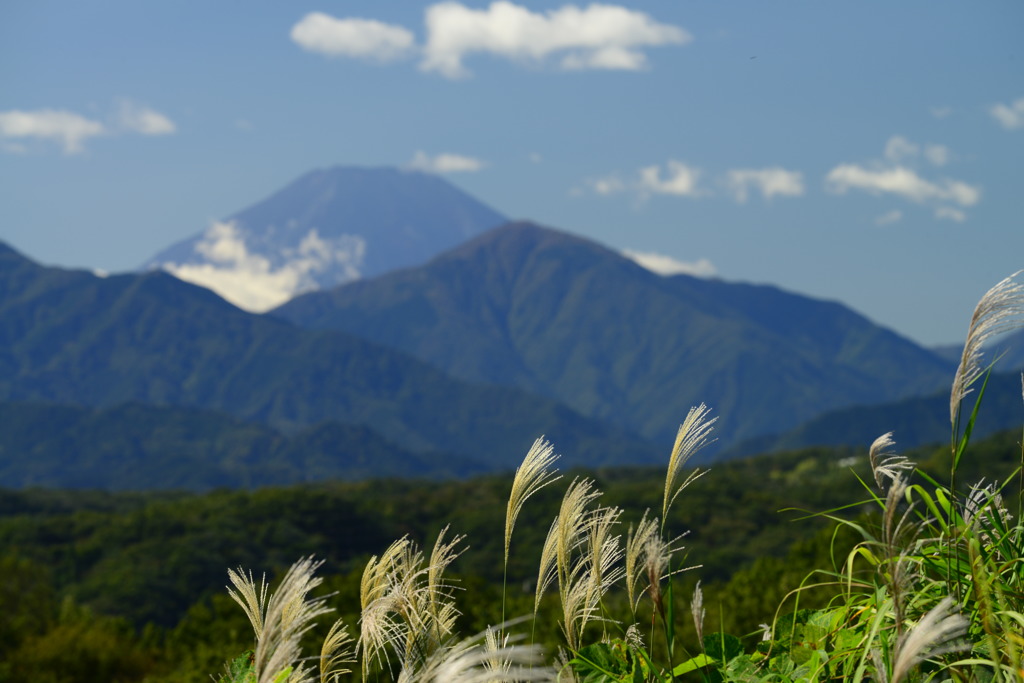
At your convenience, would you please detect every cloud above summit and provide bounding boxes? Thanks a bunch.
[291,3,690,78]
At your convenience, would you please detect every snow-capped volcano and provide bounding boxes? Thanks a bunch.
[143,166,507,311]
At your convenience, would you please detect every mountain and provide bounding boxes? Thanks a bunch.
[720,370,1024,459]
[0,401,486,490]
[275,221,956,447]
[142,166,507,312]
[933,329,1024,372]
[0,241,660,472]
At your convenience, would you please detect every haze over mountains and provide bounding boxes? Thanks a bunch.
[2,166,1020,490]
[143,166,507,312]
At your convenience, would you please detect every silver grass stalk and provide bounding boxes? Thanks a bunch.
[560,508,624,649]
[320,619,355,683]
[427,525,466,639]
[625,511,659,614]
[505,438,561,567]
[254,557,332,683]
[869,433,914,489]
[950,270,1024,426]
[555,478,601,603]
[560,555,597,650]
[691,581,706,645]
[396,629,555,683]
[663,404,716,525]
[642,532,672,616]
[359,538,418,677]
[361,537,411,612]
[535,516,561,616]
[483,626,511,679]
[359,591,408,677]
[891,596,969,683]
[586,506,623,602]
[227,567,269,642]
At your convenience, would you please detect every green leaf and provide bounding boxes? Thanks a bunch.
[220,651,256,683]
[672,653,715,676]
[703,633,743,664]
[271,666,294,683]
[570,642,639,682]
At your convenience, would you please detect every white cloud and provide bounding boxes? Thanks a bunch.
[291,12,415,61]
[116,100,176,135]
[529,151,543,163]
[874,209,903,226]
[930,105,952,119]
[0,102,175,154]
[884,135,918,163]
[162,221,365,312]
[0,109,105,154]
[826,165,979,207]
[990,97,1024,130]
[935,207,966,222]
[623,250,716,278]
[406,150,485,173]
[588,175,625,195]
[420,2,690,78]
[639,160,704,197]
[884,135,949,167]
[726,167,804,203]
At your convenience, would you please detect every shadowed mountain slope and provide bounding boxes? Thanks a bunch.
[0,241,659,472]
[276,222,954,446]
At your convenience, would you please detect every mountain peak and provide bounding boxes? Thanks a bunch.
[142,165,507,312]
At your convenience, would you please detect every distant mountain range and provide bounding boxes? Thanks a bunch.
[721,369,1024,459]
[276,221,956,445]
[142,166,507,312]
[4,165,1019,490]
[0,241,660,478]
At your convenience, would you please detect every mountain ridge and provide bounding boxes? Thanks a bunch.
[0,239,661,472]
[276,221,955,446]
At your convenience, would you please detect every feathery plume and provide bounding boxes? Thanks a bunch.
[891,597,968,683]
[396,628,554,682]
[320,619,355,683]
[534,478,601,623]
[505,438,561,566]
[625,511,659,613]
[535,516,561,616]
[643,532,672,617]
[586,505,623,600]
[227,567,269,642]
[427,525,465,639]
[663,404,716,524]
[561,506,624,648]
[554,478,602,600]
[950,271,1024,425]
[691,581,706,645]
[254,557,332,683]
[869,433,914,489]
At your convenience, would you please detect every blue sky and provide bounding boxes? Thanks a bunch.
[1,1,1022,345]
